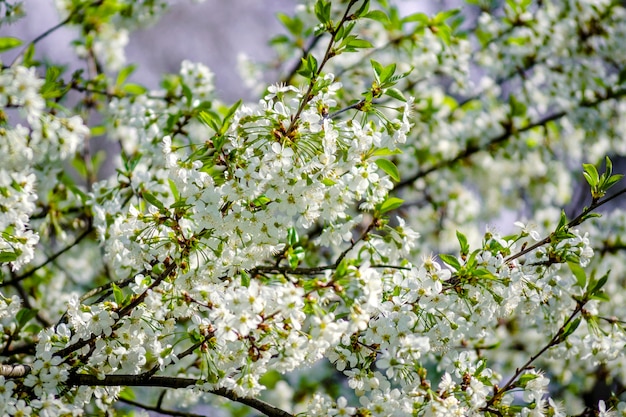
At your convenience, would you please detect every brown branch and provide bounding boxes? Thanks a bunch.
[482,302,585,409]
[118,397,206,417]
[1,225,94,287]
[249,219,376,276]
[285,0,360,137]
[281,34,324,85]
[395,87,626,191]
[0,364,32,378]
[505,186,626,264]
[54,262,178,359]
[67,374,294,417]
[10,0,105,66]
[395,110,565,190]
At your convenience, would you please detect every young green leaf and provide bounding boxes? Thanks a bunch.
[375,159,401,182]
[385,87,406,102]
[116,64,137,87]
[143,192,165,211]
[363,10,389,24]
[567,261,587,288]
[112,283,124,306]
[456,230,469,257]
[438,254,461,271]
[378,197,404,214]
[582,163,599,187]
[0,251,19,263]
[0,37,23,53]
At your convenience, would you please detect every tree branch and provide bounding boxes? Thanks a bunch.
[1,225,94,288]
[67,374,294,417]
[249,219,376,276]
[54,261,178,359]
[118,397,207,417]
[285,0,360,136]
[395,87,626,191]
[281,33,324,85]
[0,364,32,378]
[505,186,626,264]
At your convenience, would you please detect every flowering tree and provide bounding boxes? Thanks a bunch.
[2,0,626,415]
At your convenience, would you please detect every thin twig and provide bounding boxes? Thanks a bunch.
[482,302,584,409]
[118,397,206,417]
[249,219,376,276]
[10,1,104,66]
[395,87,626,191]
[505,187,626,264]
[54,262,177,359]
[1,225,93,287]
[285,0,360,137]
[281,34,324,85]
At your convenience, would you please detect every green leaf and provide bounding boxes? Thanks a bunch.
[170,199,189,209]
[370,59,383,78]
[258,370,282,389]
[560,317,581,341]
[363,10,389,24]
[379,63,396,83]
[251,195,271,210]
[375,159,401,182]
[433,8,460,24]
[122,83,147,95]
[240,270,250,288]
[591,292,610,302]
[269,34,291,45]
[22,44,36,67]
[112,283,124,305]
[335,258,349,278]
[354,0,370,18]
[277,13,304,36]
[378,197,404,214]
[473,268,496,279]
[582,163,599,187]
[438,254,461,271]
[221,99,242,133]
[371,147,402,157]
[344,37,373,51]
[603,174,624,189]
[287,227,299,246]
[385,87,406,102]
[116,64,137,86]
[567,261,587,288]
[556,210,568,232]
[118,387,137,401]
[403,12,429,24]
[297,54,318,78]
[314,0,331,26]
[0,37,23,53]
[168,179,180,201]
[0,251,18,263]
[589,271,609,296]
[518,373,538,387]
[198,110,220,131]
[59,171,87,202]
[90,125,106,136]
[289,246,305,268]
[456,230,469,256]
[16,308,38,328]
[143,192,165,211]
[508,94,527,117]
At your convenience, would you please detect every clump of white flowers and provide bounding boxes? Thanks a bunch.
[2,0,626,416]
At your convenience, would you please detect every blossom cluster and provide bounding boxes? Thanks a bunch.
[2,0,626,416]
